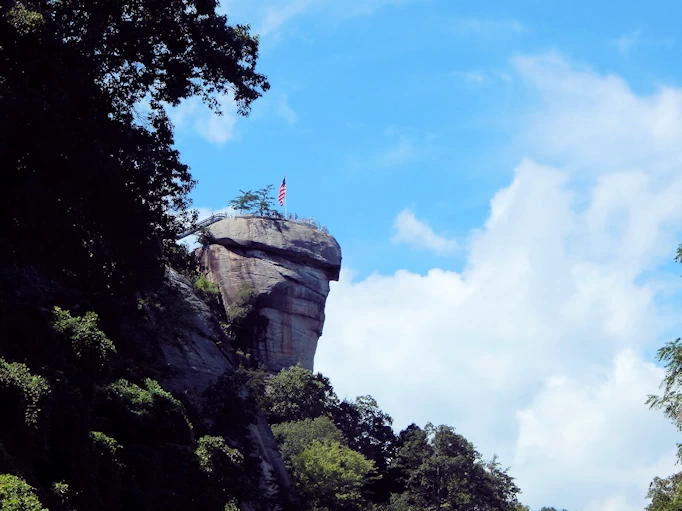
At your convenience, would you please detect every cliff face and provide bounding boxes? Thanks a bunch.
[197,217,341,373]
[155,268,299,509]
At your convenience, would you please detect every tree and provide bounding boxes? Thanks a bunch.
[264,365,338,424]
[647,337,682,446]
[0,474,47,511]
[271,416,346,467]
[334,396,397,470]
[254,185,275,216]
[333,396,397,502]
[227,186,275,216]
[0,0,269,301]
[646,473,682,511]
[228,190,259,214]
[388,424,520,511]
[291,440,377,511]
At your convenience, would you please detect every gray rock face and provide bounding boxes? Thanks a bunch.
[199,217,341,373]
[155,268,299,509]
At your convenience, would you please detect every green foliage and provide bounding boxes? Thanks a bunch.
[332,395,397,490]
[224,284,259,351]
[265,365,339,424]
[194,274,223,313]
[646,473,682,511]
[166,242,200,283]
[51,481,72,509]
[228,190,259,214]
[0,0,269,299]
[647,338,682,435]
[0,474,46,511]
[203,367,263,440]
[0,358,49,427]
[253,185,276,216]
[196,436,244,480]
[272,416,346,465]
[195,274,220,296]
[291,440,377,511]
[99,378,193,445]
[388,424,520,511]
[227,186,275,215]
[90,431,122,462]
[6,3,44,36]
[52,307,116,374]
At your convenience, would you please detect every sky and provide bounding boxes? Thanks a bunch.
[173,1,682,509]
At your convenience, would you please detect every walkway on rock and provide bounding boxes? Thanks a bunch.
[176,213,329,240]
[176,213,230,239]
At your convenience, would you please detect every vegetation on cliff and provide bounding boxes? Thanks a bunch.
[2,1,679,510]
[1,0,268,302]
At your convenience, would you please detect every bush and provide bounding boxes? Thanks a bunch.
[52,307,116,374]
[51,481,72,509]
[195,436,263,505]
[0,358,50,427]
[194,274,220,296]
[194,274,223,315]
[90,431,122,462]
[291,440,377,511]
[272,416,346,466]
[264,365,338,424]
[226,284,257,324]
[202,367,264,440]
[196,436,243,478]
[0,474,46,511]
[99,378,193,445]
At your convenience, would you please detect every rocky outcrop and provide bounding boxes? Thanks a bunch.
[198,217,341,373]
[154,268,299,510]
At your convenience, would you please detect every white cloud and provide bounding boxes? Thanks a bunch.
[611,30,675,57]
[232,0,409,39]
[514,52,682,176]
[612,30,641,56]
[375,138,416,167]
[453,17,526,37]
[259,0,316,37]
[167,93,239,146]
[277,94,298,124]
[463,70,486,83]
[392,209,458,254]
[316,55,682,511]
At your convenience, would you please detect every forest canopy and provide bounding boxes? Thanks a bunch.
[0,0,269,299]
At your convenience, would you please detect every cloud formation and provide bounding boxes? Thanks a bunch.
[233,0,409,39]
[610,30,675,56]
[168,93,238,146]
[316,54,682,511]
[375,138,416,167]
[452,17,527,37]
[392,209,458,254]
[277,94,299,124]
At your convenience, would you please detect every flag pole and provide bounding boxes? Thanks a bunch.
[284,175,288,219]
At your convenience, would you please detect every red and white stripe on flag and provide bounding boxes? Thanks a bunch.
[278,177,286,206]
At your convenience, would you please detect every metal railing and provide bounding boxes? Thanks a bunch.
[176,212,329,240]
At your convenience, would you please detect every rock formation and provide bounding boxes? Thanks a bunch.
[154,268,299,509]
[197,216,342,373]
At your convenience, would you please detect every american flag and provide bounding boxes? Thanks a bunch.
[278,177,286,206]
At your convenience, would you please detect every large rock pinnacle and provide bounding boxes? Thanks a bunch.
[198,216,342,373]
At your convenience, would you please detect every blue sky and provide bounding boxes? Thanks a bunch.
[175,2,682,510]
